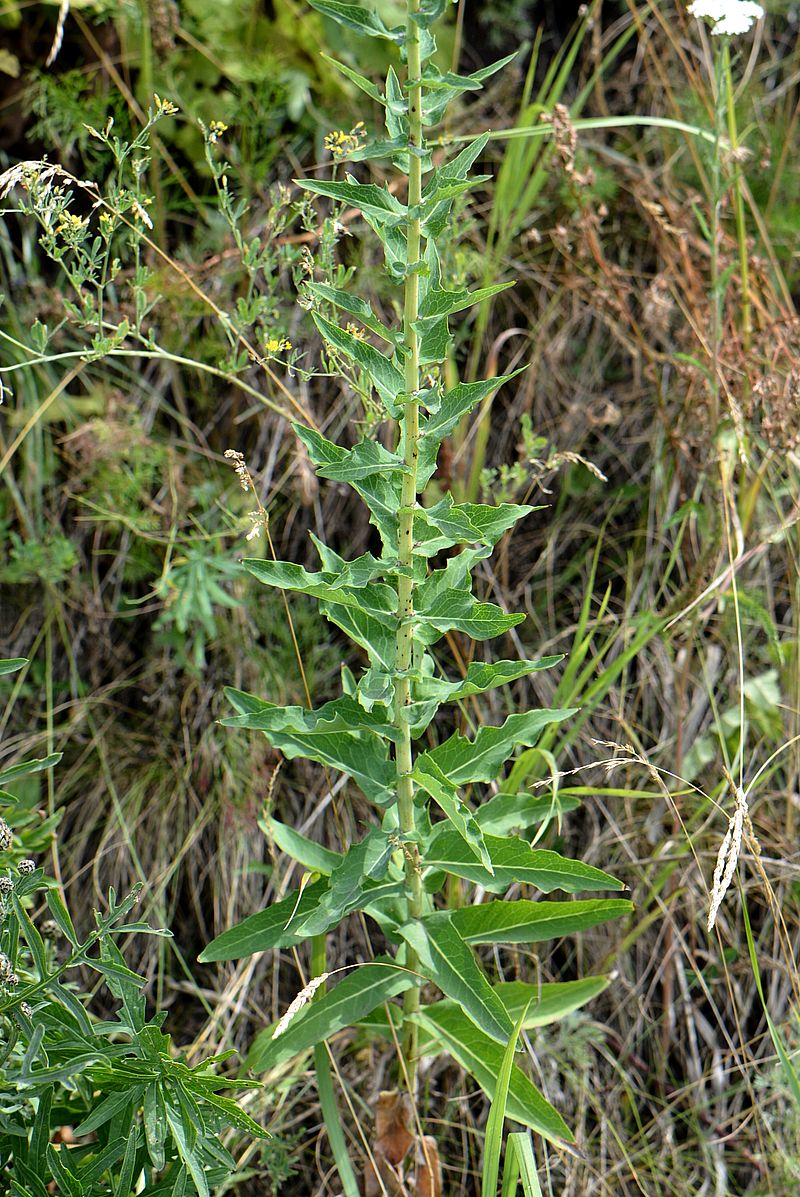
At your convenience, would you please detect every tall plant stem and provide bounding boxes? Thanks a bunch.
[723,42,751,354]
[710,46,725,430]
[395,0,425,1090]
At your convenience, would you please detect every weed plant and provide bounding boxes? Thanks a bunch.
[200,2,632,1192]
[3,0,800,1192]
[0,658,266,1194]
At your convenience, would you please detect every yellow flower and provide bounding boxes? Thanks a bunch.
[55,212,88,237]
[153,93,179,117]
[324,121,367,160]
[265,337,292,354]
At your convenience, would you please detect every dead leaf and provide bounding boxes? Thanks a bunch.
[361,1090,441,1197]
[413,1136,442,1197]
[375,1091,415,1166]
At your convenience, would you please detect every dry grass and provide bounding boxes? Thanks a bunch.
[2,1,800,1193]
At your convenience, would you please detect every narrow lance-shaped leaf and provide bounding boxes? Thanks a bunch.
[0,752,62,786]
[494,977,614,1028]
[295,429,403,545]
[413,1002,573,1145]
[258,814,342,875]
[415,591,525,642]
[321,53,385,104]
[315,440,407,484]
[246,959,414,1073]
[400,915,514,1045]
[412,756,493,872]
[449,898,633,945]
[0,658,27,676]
[296,830,403,936]
[199,879,331,962]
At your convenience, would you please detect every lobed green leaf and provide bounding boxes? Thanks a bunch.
[415,591,525,642]
[298,178,406,219]
[312,312,405,414]
[417,370,526,487]
[308,0,403,43]
[224,691,397,804]
[424,708,575,786]
[425,828,626,894]
[305,281,398,344]
[414,657,562,705]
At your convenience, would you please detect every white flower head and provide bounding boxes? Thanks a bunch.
[688,0,764,35]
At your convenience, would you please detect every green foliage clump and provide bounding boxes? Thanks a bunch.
[0,659,266,1195]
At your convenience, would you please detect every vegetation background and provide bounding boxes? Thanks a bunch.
[1,0,800,1192]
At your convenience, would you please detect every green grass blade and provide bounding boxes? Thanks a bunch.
[482,1002,530,1197]
[312,936,360,1197]
[507,1133,544,1196]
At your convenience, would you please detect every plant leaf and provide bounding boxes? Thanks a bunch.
[198,879,330,961]
[244,558,395,622]
[316,440,407,484]
[400,914,513,1044]
[308,0,403,41]
[494,977,612,1028]
[415,658,562,705]
[321,53,385,103]
[414,1002,573,1145]
[312,312,405,413]
[425,709,575,786]
[224,692,396,804]
[482,1001,530,1197]
[299,178,406,219]
[296,830,404,936]
[426,828,626,894]
[305,281,397,343]
[0,752,62,786]
[246,958,413,1072]
[417,370,526,486]
[411,757,492,872]
[504,1133,544,1197]
[259,815,342,874]
[0,657,27,676]
[415,591,525,641]
[475,789,580,834]
[450,898,632,944]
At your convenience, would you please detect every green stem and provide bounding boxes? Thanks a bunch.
[723,42,751,353]
[395,0,425,1092]
[710,46,724,429]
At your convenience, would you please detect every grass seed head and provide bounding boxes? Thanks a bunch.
[273,972,330,1039]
